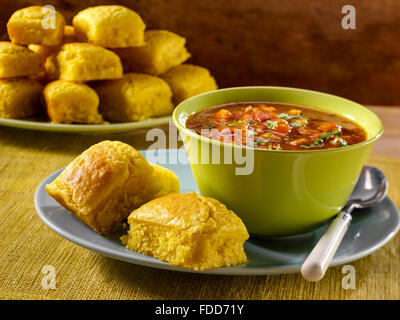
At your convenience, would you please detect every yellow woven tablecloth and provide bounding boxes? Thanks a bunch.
[0,125,399,300]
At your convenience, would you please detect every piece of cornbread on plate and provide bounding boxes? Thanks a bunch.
[151,164,180,197]
[95,73,173,122]
[7,6,65,46]
[114,30,191,75]
[45,141,168,235]
[0,78,43,119]
[45,43,122,81]
[121,192,249,271]
[72,5,145,48]
[44,80,103,124]
[161,64,218,104]
[0,42,43,78]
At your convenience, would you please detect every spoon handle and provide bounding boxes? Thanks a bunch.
[301,211,352,281]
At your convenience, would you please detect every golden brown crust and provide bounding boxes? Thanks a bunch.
[95,73,173,122]
[0,42,43,78]
[44,80,103,124]
[7,6,65,46]
[129,192,247,233]
[150,164,180,197]
[0,78,43,119]
[161,64,217,104]
[72,5,145,48]
[123,192,249,270]
[45,141,181,235]
[45,43,123,81]
[113,30,191,75]
[45,141,161,235]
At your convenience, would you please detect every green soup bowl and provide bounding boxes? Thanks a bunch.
[172,87,383,237]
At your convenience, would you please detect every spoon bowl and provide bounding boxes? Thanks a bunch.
[347,166,388,209]
[301,166,388,281]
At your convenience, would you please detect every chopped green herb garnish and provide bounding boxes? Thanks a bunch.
[302,129,345,149]
[278,113,304,121]
[290,121,306,128]
[315,129,342,145]
[268,144,273,150]
[246,119,256,126]
[276,144,281,150]
[311,140,324,147]
[255,139,268,145]
[317,133,330,141]
[301,140,324,148]
[265,120,279,129]
[327,129,341,136]
[337,137,347,146]
[227,121,238,127]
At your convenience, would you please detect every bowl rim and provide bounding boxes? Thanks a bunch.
[172,86,384,154]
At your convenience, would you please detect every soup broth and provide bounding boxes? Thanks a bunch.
[186,102,367,150]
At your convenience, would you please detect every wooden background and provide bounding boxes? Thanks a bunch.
[1,0,400,105]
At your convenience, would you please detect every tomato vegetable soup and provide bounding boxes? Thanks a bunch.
[186,102,367,150]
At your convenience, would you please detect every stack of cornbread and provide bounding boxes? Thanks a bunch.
[0,5,218,124]
[0,42,43,119]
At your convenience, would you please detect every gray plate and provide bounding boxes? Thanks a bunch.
[34,149,400,275]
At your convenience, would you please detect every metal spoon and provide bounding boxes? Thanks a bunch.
[301,166,388,281]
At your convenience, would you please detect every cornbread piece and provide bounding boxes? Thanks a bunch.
[7,6,65,46]
[45,141,164,235]
[161,64,218,104]
[44,80,103,124]
[0,78,43,119]
[0,42,42,78]
[121,192,249,270]
[95,73,173,122]
[72,5,145,48]
[151,164,180,197]
[45,43,123,81]
[114,30,191,75]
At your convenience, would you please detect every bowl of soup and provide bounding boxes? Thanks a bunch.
[172,87,383,237]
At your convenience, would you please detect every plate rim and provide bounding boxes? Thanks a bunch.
[0,116,172,134]
[34,158,400,276]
